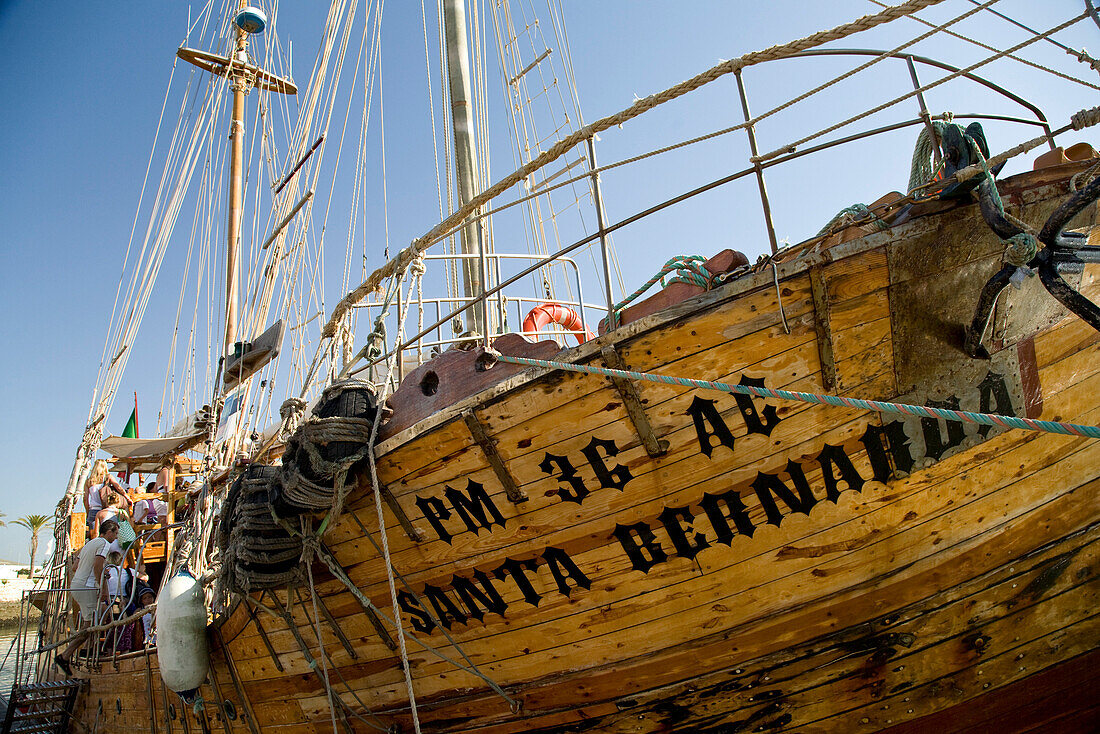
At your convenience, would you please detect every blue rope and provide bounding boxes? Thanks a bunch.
[494,354,1100,439]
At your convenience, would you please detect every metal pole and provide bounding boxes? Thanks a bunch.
[442,0,487,337]
[586,137,616,322]
[225,0,250,356]
[907,56,941,169]
[734,69,779,255]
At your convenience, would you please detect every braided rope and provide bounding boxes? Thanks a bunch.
[494,354,1100,439]
[321,0,947,340]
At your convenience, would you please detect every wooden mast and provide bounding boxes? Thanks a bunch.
[443,0,488,337]
[176,4,298,359]
[225,0,249,356]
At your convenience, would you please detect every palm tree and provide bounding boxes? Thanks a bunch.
[14,515,52,580]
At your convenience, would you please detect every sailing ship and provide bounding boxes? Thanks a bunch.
[10,0,1100,731]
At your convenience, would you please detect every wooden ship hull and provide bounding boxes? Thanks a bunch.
[64,159,1100,732]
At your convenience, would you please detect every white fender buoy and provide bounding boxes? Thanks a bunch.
[156,567,210,698]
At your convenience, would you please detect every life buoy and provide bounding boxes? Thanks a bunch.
[522,303,595,344]
[156,567,209,699]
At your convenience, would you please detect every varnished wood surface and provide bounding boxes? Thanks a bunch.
[63,166,1100,733]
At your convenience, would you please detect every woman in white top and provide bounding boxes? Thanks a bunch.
[84,460,130,532]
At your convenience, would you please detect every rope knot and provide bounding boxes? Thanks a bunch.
[1003,232,1040,267]
[410,254,427,278]
[300,533,322,558]
[1071,106,1100,131]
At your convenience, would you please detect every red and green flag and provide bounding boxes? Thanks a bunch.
[119,393,138,481]
[122,403,139,439]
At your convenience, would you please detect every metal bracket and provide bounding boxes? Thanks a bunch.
[463,410,528,503]
[809,267,838,391]
[600,346,668,457]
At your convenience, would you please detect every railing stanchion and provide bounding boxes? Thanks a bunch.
[735,68,780,255]
[586,136,616,324]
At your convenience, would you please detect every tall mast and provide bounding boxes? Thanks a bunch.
[443,0,488,336]
[225,0,250,355]
[178,5,297,362]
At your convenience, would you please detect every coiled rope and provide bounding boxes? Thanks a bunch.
[492,354,1100,439]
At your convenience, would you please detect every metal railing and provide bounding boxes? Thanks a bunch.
[343,48,1058,379]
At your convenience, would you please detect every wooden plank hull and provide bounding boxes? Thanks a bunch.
[64,165,1100,732]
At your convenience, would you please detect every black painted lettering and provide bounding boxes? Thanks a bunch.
[859,420,915,483]
[921,397,966,460]
[977,371,1016,438]
[397,590,436,634]
[686,396,737,458]
[539,453,590,504]
[658,505,711,560]
[816,443,866,500]
[733,375,782,436]
[614,521,668,573]
[700,490,755,543]
[542,546,592,596]
[414,495,454,544]
[494,557,543,608]
[752,462,818,527]
[581,437,634,491]
[421,584,468,630]
[451,570,507,622]
[444,480,506,534]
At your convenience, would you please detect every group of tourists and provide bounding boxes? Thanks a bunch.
[54,460,170,675]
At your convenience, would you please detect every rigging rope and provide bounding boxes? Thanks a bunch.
[752,11,1090,164]
[322,0,949,339]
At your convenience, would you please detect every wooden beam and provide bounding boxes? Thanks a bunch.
[294,588,358,660]
[600,346,669,457]
[463,410,527,503]
[210,626,260,734]
[317,541,397,651]
[243,601,284,673]
[810,265,837,392]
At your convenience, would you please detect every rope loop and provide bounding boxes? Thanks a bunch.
[1003,232,1040,267]
[607,254,712,329]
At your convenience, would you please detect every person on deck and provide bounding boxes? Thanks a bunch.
[130,586,157,648]
[133,488,168,525]
[55,519,120,675]
[83,460,130,534]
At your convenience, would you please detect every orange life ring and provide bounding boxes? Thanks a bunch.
[522,303,595,344]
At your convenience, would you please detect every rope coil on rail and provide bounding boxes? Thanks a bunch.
[492,354,1100,439]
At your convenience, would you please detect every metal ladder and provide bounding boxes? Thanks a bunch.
[1,680,82,734]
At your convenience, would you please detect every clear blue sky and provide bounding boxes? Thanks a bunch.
[0,0,1094,563]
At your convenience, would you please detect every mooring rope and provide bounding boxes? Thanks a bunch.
[493,354,1100,439]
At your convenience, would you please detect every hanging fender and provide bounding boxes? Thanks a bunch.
[522,303,595,344]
